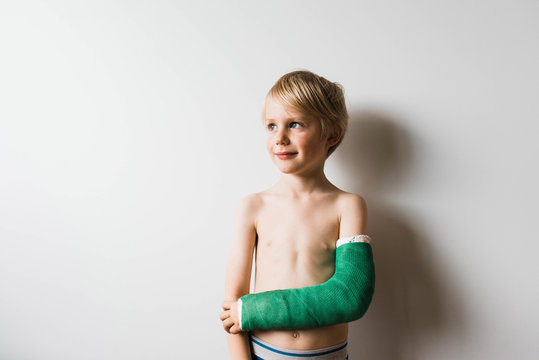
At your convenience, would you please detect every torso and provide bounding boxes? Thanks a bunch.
[250,187,351,350]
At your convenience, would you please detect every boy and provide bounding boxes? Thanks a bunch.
[220,70,370,359]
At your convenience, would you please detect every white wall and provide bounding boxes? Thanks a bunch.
[1,1,537,359]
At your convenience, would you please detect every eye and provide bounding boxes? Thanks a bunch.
[267,123,276,131]
[290,122,302,128]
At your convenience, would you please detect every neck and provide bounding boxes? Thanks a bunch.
[274,167,335,198]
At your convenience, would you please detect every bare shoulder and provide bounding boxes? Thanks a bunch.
[337,191,368,212]
[337,191,368,237]
[237,192,264,211]
[235,193,264,225]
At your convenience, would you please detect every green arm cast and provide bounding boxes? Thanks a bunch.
[239,241,375,331]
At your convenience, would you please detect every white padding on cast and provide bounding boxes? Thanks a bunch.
[336,234,371,248]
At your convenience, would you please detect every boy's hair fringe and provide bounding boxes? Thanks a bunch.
[263,70,349,158]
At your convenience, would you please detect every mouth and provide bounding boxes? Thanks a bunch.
[275,152,298,159]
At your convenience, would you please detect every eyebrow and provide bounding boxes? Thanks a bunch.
[265,116,308,123]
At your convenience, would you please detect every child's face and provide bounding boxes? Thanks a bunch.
[264,95,330,175]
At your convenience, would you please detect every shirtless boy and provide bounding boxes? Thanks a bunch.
[220,70,371,360]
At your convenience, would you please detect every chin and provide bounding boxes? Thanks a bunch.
[273,164,295,174]
[277,166,301,174]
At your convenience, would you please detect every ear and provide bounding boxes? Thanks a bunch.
[326,128,343,148]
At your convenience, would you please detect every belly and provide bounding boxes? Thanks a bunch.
[254,240,335,289]
[251,324,348,350]
[251,242,347,349]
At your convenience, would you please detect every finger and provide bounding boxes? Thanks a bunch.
[221,301,231,310]
[222,318,234,333]
[229,323,242,335]
[219,310,230,321]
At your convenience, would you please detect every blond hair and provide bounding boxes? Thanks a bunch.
[263,70,349,158]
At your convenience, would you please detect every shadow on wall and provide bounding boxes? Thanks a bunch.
[335,110,465,359]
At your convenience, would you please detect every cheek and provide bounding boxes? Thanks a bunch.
[297,136,322,156]
[266,137,272,150]
[266,137,275,155]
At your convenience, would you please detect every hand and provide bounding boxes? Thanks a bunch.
[220,300,242,334]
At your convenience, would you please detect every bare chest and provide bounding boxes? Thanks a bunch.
[255,196,340,253]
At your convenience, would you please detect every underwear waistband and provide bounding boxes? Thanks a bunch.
[250,335,348,360]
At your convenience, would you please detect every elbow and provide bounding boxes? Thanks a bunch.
[331,271,375,322]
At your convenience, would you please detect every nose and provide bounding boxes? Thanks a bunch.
[275,127,289,145]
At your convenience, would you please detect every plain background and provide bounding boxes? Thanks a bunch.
[1,1,538,359]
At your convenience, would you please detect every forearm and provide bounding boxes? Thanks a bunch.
[240,237,375,331]
[226,332,251,360]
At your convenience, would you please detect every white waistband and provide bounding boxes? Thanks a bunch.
[336,234,371,248]
[250,334,348,359]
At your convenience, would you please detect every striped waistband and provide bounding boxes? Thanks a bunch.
[250,335,348,360]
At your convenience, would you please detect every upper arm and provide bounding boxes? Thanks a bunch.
[224,194,259,301]
[339,193,368,238]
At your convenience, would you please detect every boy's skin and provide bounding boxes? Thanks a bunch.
[220,95,368,359]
